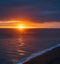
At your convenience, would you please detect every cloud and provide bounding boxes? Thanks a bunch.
[0,0,60,22]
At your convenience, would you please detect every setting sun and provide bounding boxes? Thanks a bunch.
[17,24,26,29]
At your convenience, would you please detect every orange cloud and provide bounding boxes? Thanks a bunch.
[0,21,60,28]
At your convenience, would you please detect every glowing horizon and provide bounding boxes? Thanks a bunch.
[0,21,60,29]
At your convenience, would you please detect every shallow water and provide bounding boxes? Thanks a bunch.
[0,29,60,64]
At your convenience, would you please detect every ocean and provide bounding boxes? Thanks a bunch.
[0,28,60,64]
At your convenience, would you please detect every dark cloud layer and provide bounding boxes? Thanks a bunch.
[0,0,60,22]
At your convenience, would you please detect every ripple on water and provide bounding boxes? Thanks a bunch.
[17,50,26,56]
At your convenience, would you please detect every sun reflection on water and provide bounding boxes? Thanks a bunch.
[17,36,26,56]
[18,37,25,47]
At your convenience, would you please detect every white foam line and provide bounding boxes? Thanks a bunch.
[17,44,60,64]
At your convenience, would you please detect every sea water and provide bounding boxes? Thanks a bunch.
[0,28,60,64]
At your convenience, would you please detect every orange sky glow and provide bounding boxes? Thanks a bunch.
[0,20,60,28]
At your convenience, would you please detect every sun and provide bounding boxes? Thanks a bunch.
[17,24,26,29]
[19,25,24,29]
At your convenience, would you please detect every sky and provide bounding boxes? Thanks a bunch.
[0,0,60,28]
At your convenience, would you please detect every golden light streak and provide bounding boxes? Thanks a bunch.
[0,21,60,28]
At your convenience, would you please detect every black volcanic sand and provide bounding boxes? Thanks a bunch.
[24,47,60,64]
